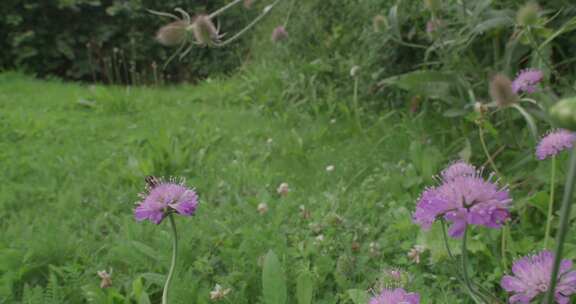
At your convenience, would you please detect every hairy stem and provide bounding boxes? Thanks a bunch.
[461,226,490,304]
[544,156,557,249]
[209,0,244,19]
[479,124,502,178]
[544,147,576,304]
[162,214,179,304]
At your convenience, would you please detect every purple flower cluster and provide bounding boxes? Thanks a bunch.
[134,178,198,224]
[536,129,576,160]
[413,161,511,238]
[501,250,576,303]
[369,288,420,304]
[512,69,543,94]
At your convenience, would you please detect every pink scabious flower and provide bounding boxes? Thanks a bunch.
[271,26,288,42]
[413,163,511,238]
[369,288,420,304]
[440,161,477,181]
[512,69,543,94]
[501,250,576,304]
[536,129,576,160]
[134,177,198,224]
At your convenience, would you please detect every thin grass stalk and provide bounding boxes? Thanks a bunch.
[544,147,576,304]
[544,156,556,249]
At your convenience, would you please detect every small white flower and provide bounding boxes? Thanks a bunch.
[277,182,289,196]
[315,234,325,242]
[330,118,337,124]
[257,203,269,215]
[350,65,360,78]
[407,245,426,264]
[97,269,113,289]
[326,165,335,172]
[210,284,231,301]
[266,138,273,144]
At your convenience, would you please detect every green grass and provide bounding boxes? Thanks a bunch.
[0,71,494,303]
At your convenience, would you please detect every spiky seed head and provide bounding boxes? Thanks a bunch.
[490,74,519,107]
[373,15,387,32]
[517,2,540,27]
[192,15,218,46]
[156,21,189,47]
[423,0,441,12]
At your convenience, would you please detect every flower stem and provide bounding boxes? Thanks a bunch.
[544,147,576,304]
[544,156,557,249]
[461,226,488,304]
[162,214,179,304]
[209,0,243,19]
[501,222,508,270]
[353,76,361,130]
[479,125,502,178]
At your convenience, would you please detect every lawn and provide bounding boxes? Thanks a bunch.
[0,72,464,303]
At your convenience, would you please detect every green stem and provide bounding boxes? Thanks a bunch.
[479,125,502,178]
[162,214,179,304]
[353,77,361,130]
[442,222,501,304]
[544,147,576,304]
[461,226,488,304]
[544,156,557,249]
[209,0,243,19]
[501,223,508,270]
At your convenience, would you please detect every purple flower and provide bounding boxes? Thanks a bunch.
[441,161,477,181]
[501,250,576,304]
[413,164,511,238]
[536,129,576,160]
[512,69,543,94]
[271,26,288,43]
[369,288,420,304]
[134,178,198,224]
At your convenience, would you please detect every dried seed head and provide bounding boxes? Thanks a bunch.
[271,26,288,43]
[243,0,253,9]
[192,15,219,46]
[156,21,189,47]
[423,0,441,12]
[517,2,540,27]
[97,270,113,289]
[373,15,387,32]
[490,74,519,107]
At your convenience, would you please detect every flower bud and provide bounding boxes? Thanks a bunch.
[517,2,540,27]
[550,97,576,131]
[490,74,519,107]
[271,26,288,43]
[373,15,387,32]
[156,21,189,47]
[192,15,218,46]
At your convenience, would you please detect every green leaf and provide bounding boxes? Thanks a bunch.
[378,70,458,100]
[347,289,369,304]
[296,270,314,304]
[262,250,287,304]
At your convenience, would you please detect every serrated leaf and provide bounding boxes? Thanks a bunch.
[262,250,287,304]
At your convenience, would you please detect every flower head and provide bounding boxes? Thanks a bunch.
[134,177,198,224]
[512,69,544,94]
[97,269,112,289]
[277,182,289,196]
[192,15,220,46]
[501,250,576,304]
[271,26,288,43]
[413,165,511,238]
[257,203,269,215]
[441,161,477,181]
[369,288,420,304]
[209,284,231,301]
[536,129,576,160]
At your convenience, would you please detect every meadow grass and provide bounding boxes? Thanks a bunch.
[0,71,476,303]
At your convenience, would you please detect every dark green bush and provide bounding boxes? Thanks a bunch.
[0,0,257,83]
